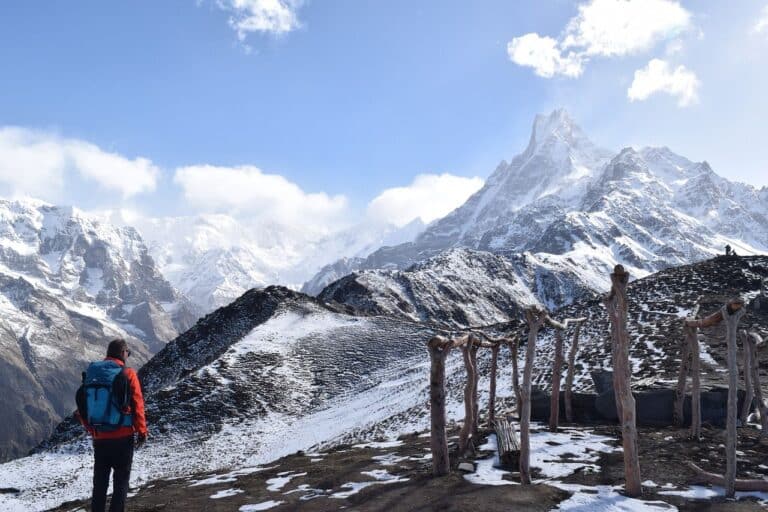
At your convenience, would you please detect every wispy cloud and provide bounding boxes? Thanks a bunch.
[753,4,768,36]
[366,174,484,227]
[507,0,692,78]
[0,127,158,200]
[174,164,347,232]
[215,0,303,40]
[627,58,700,107]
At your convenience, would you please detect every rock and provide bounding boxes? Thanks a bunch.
[458,462,475,473]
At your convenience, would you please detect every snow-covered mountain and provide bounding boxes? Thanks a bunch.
[7,255,767,511]
[137,214,425,313]
[304,109,768,297]
[318,248,596,325]
[0,198,198,461]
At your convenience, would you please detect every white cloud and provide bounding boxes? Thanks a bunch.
[366,173,484,227]
[562,0,691,57]
[216,0,303,39]
[507,33,583,78]
[173,164,348,231]
[508,0,691,78]
[627,58,700,107]
[754,5,768,35]
[0,127,158,200]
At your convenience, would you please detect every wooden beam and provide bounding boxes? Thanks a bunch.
[688,463,768,492]
[684,298,744,328]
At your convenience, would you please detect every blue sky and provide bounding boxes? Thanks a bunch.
[0,0,766,229]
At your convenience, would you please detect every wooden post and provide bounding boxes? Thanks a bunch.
[520,307,546,485]
[604,265,642,497]
[564,321,583,423]
[489,342,500,427]
[740,330,754,424]
[673,333,692,427]
[747,332,768,436]
[549,330,563,432]
[428,336,452,476]
[459,342,476,455]
[470,339,480,440]
[723,302,746,498]
[689,325,702,440]
[510,336,522,417]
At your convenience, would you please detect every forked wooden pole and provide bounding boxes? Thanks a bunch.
[747,332,768,436]
[520,307,546,485]
[428,335,452,476]
[470,339,480,440]
[459,342,477,455]
[673,333,692,427]
[549,330,564,432]
[689,324,702,440]
[604,264,641,497]
[564,321,583,423]
[510,336,522,417]
[723,302,746,498]
[488,342,500,427]
[740,330,754,424]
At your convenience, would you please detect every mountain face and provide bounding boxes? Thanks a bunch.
[138,214,425,314]
[0,199,198,461]
[318,248,596,326]
[10,255,768,511]
[304,109,768,298]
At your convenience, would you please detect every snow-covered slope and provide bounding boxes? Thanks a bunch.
[305,109,768,296]
[0,198,198,461]
[318,248,596,326]
[138,214,425,313]
[5,255,768,511]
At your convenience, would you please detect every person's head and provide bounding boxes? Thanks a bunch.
[106,338,131,362]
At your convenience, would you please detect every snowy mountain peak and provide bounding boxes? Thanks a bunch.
[528,108,583,150]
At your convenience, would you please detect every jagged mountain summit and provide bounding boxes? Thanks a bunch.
[0,198,198,461]
[304,109,768,296]
[5,255,768,511]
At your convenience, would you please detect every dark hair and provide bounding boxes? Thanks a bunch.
[107,338,129,361]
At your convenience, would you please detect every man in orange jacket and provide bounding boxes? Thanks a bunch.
[77,339,149,512]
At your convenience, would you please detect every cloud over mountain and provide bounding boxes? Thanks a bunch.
[0,127,158,200]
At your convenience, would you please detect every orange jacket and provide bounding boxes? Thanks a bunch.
[77,357,148,439]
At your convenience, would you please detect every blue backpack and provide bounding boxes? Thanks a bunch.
[76,360,133,431]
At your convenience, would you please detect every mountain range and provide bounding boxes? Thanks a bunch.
[0,199,197,461]
[1,107,767,470]
[304,109,768,300]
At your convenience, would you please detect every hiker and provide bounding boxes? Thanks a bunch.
[76,339,148,512]
[725,244,732,256]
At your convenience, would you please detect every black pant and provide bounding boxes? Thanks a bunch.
[91,436,134,512]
